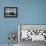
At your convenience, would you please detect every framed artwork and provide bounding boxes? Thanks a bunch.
[4,7,18,17]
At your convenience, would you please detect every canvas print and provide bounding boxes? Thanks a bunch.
[4,7,18,17]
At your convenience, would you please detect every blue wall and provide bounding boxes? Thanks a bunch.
[0,0,46,44]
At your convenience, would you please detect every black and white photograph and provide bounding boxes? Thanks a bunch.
[4,7,18,17]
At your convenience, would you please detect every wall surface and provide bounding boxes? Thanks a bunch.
[0,0,46,45]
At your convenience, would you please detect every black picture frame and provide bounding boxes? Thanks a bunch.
[4,7,18,18]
